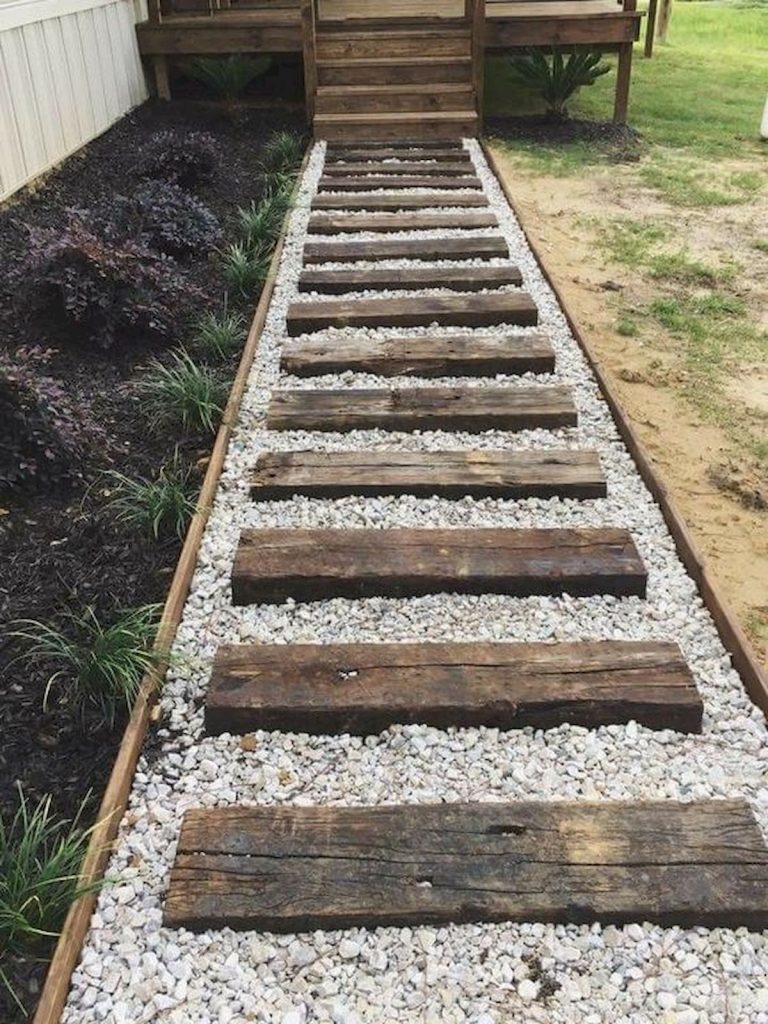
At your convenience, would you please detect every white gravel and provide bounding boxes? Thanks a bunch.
[61,138,768,1024]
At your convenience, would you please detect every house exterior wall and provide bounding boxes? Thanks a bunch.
[0,0,148,202]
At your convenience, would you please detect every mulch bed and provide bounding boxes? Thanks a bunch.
[0,98,304,1019]
[485,115,643,161]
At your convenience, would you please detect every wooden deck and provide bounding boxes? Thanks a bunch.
[138,0,642,123]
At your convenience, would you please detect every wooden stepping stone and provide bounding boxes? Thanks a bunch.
[307,212,498,234]
[205,640,702,736]
[318,175,481,191]
[323,162,475,176]
[250,450,606,500]
[281,332,551,376]
[326,147,472,162]
[329,140,465,151]
[266,387,576,433]
[312,193,490,210]
[297,266,520,295]
[164,799,768,932]
[230,527,646,604]
[304,235,508,264]
[286,294,537,335]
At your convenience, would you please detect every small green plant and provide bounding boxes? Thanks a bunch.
[507,47,610,118]
[10,605,160,728]
[103,453,197,540]
[192,308,249,361]
[139,349,228,434]
[222,242,271,299]
[181,54,272,102]
[0,788,99,1009]
[616,316,639,337]
[237,180,293,251]
[260,130,304,175]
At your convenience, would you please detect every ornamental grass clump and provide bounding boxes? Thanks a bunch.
[137,129,220,188]
[103,452,197,541]
[260,130,304,176]
[181,54,272,102]
[10,605,160,730]
[222,241,271,299]
[192,308,249,361]
[139,349,229,435]
[237,177,294,252]
[507,47,610,119]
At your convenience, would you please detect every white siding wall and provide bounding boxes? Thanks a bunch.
[0,0,149,202]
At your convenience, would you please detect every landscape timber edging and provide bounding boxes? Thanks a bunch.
[30,147,312,1024]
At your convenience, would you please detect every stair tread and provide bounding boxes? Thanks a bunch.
[297,264,519,294]
[318,83,473,94]
[317,55,472,66]
[307,212,497,234]
[315,110,477,123]
[311,193,488,210]
[303,236,507,262]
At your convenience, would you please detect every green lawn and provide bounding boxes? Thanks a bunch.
[485,1,768,159]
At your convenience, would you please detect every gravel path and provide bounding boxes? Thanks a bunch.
[61,140,768,1024]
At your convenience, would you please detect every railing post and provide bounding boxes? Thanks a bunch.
[470,0,486,132]
[301,0,318,127]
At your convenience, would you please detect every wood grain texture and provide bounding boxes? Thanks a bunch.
[286,292,537,334]
[325,146,471,161]
[230,527,647,604]
[312,191,489,210]
[304,235,506,263]
[280,331,550,375]
[250,449,606,500]
[322,161,477,176]
[307,212,497,233]
[297,265,520,295]
[317,174,481,190]
[205,639,702,735]
[164,800,768,932]
[266,386,576,433]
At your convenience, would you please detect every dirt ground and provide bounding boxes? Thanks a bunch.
[490,145,768,668]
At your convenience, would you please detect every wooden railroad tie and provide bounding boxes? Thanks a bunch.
[303,235,508,264]
[311,193,490,211]
[204,640,703,736]
[250,450,606,501]
[318,175,482,191]
[286,293,537,334]
[323,162,476,176]
[280,332,551,376]
[265,387,576,433]
[325,147,472,163]
[230,527,647,605]
[306,212,498,234]
[297,266,520,295]
[164,800,768,933]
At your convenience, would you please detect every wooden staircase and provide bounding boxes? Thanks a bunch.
[304,6,483,141]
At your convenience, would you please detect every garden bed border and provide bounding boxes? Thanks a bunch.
[481,141,768,718]
[30,147,312,1024]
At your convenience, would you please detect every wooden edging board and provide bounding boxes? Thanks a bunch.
[31,147,313,1024]
[479,141,768,717]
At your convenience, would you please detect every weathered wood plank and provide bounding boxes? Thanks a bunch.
[230,527,646,604]
[280,331,550,376]
[164,800,768,932]
[297,265,520,295]
[318,175,481,190]
[307,212,498,234]
[325,147,471,162]
[266,386,576,433]
[250,449,605,500]
[205,639,702,735]
[303,235,507,263]
[322,161,476,176]
[311,192,489,210]
[286,293,538,334]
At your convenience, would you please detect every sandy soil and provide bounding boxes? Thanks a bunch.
[490,145,768,667]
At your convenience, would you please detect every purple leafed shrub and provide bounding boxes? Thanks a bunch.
[84,181,221,260]
[137,130,220,188]
[20,218,192,350]
[0,351,98,491]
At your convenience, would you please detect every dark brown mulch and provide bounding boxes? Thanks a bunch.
[0,98,305,1020]
[486,115,643,161]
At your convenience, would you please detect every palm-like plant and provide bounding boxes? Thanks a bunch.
[508,47,610,118]
[181,55,272,102]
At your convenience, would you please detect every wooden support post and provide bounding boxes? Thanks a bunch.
[152,54,171,101]
[147,0,161,23]
[301,0,318,127]
[614,42,633,123]
[470,0,486,132]
[657,0,672,42]
[644,0,657,57]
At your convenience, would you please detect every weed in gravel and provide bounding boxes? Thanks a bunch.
[9,606,160,729]
[139,349,229,434]
[137,130,220,188]
[103,453,198,540]
[260,130,304,175]
[222,242,271,299]
[192,308,249,361]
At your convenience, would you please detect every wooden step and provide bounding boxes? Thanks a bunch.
[317,57,472,87]
[286,293,538,334]
[250,450,605,500]
[304,236,507,264]
[317,85,476,114]
[314,113,479,144]
[297,265,520,295]
[307,212,497,236]
[165,799,768,933]
[325,145,472,161]
[230,527,646,604]
[323,161,476,176]
[317,174,481,191]
[266,387,576,433]
[204,640,702,735]
[329,140,465,151]
[311,192,489,211]
[316,30,471,60]
[281,331,548,375]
